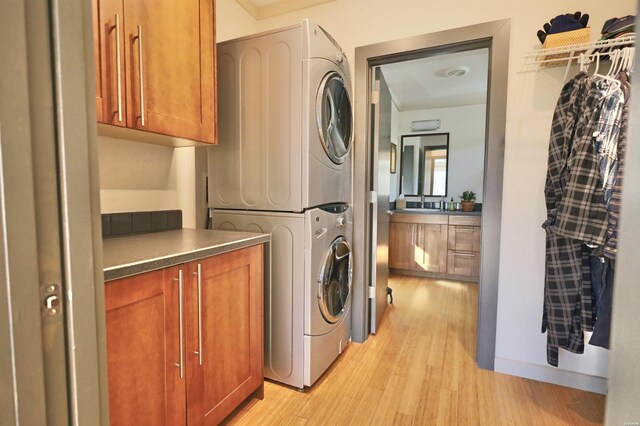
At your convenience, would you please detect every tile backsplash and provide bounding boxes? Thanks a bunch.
[102,210,182,238]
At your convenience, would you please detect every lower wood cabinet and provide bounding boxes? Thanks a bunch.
[389,213,481,281]
[388,214,448,273]
[105,244,264,425]
[388,222,417,270]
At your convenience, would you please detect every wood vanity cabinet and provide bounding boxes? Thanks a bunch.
[105,245,263,425]
[389,214,448,273]
[388,222,418,270]
[389,213,481,281]
[93,0,216,143]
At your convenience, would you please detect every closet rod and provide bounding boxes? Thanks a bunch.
[524,35,635,68]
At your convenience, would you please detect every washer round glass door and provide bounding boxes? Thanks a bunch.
[316,72,352,165]
[318,236,352,323]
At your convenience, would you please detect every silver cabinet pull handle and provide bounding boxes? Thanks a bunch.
[114,14,123,122]
[453,252,476,258]
[194,264,203,366]
[455,227,476,233]
[174,270,184,379]
[135,24,145,126]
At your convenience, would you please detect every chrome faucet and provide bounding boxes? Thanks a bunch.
[420,195,426,208]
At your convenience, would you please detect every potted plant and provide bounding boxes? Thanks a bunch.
[460,190,476,212]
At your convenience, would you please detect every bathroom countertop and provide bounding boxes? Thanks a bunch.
[393,209,481,216]
[103,228,270,281]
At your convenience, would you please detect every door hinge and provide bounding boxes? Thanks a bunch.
[368,285,376,299]
[371,90,379,105]
[368,190,377,204]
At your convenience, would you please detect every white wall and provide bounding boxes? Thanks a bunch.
[98,0,259,227]
[393,104,486,203]
[252,0,636,392]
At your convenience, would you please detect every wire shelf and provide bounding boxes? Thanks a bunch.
[524,35,635,68]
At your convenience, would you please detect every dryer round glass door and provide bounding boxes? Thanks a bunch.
[318,236,352,323]
[316,72,352,165]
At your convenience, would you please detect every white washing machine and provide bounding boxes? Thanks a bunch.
[212,204,352,388]
[303,204,352,386]
[208,20,353,212]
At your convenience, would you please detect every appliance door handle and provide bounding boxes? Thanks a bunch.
[174,270,184,379]
[194,264,203,366]
[314,228,328,239]
[114,14,123,122]
[135,24,145,126]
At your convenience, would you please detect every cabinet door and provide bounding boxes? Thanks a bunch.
[389,222,417,270]
[105,267,186,426]
[448,225,481,252]
[418,224,448,273]
[123,0,215,143]
[186,245,264,425]
[94,0,127,126]
[447,250,481,279]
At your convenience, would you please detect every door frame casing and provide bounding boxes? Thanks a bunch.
[352,19,510,370]
[0,0,108,424]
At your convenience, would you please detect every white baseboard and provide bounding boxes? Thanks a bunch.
[494,357,607,394]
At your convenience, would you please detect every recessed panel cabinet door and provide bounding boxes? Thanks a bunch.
[388,222,417,270]
[105,267,186,426]
[123,0,215,142]
[418,224,448,273]
[186,245,264,425]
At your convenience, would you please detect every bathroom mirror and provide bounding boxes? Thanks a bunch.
[399,133,449,196]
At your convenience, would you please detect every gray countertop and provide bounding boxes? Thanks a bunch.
[393,209,481,216]
[103,228,270,281]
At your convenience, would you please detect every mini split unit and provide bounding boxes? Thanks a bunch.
[411,119,441,132]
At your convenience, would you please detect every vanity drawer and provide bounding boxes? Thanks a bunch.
[447,250,480,279]
[448,215,481,227]
[448,225,481,252]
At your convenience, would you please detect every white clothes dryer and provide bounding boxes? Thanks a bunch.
[211,204,352,388]
[209,20,353,212]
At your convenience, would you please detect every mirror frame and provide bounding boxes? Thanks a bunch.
[399,132,449,197]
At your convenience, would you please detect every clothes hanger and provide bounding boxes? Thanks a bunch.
[593,50,621,93]
[579,52,587,73]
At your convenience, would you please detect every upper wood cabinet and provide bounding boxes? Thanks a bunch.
[93,0,216,144]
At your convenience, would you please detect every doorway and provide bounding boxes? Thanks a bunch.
[351,19,510,370]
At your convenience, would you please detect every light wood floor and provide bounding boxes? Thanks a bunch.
[226,275,605,425]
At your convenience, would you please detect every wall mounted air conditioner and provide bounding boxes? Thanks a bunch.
[411,119,441,132]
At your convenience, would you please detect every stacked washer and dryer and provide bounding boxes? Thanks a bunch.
[208,20,354,389]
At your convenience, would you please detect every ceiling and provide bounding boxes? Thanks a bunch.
[236,0,336,20]
[380,48,489,111]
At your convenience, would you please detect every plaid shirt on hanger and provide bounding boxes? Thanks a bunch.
[552,79,610,246]
[542,72,595,367]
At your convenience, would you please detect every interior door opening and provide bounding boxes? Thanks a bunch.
[353,20,510,370]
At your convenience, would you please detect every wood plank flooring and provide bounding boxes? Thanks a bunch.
[226,275,605,425]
